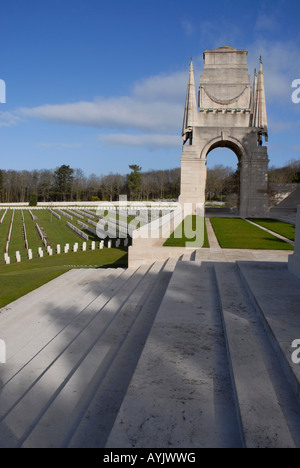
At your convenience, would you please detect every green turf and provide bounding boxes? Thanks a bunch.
[34,209,85,246]
[0,209,13,252]
[23,210,44,254]
[163,215,210,248]
[248,218,295,241]
[8,210,28,258]
[0,247,128,309]
[210,217,294,250]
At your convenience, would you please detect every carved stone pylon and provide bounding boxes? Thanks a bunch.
[179,47,269,217]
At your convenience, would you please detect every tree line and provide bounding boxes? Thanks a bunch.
[0,164,181,203]
[0,159,299,204]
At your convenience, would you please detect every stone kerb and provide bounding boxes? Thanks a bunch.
[288,205,300,279]
[131,207,183,248]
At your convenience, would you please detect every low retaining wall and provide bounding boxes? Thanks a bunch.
[288,205,300,279]
[129,203,204,267]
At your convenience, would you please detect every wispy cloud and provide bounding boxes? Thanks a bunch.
[17,70,187,142]
[254,11,279,33]
[248,40,300,103]
[19,95,183,134]
[182,20,195,37]
[0,111,22,127]
[99,133,181,150]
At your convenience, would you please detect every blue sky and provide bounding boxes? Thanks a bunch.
[0,0,300,177]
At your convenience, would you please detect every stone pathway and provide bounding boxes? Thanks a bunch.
[205,217,221,249]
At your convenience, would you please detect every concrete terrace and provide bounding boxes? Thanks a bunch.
[0,236,300,447]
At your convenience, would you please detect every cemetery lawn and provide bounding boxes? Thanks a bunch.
[163,215,210,248]
[210,217,294,250]
[0,248,128,309]
[248,218,295,241]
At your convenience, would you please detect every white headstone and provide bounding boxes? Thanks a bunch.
[0,339,6,363]
[57,245,61,254]
[91,241,95,250]
[108,240,112,248]
[82,242,87,251]
[28,250,33,260]
[5,256,10,264]
[64,245,69,253]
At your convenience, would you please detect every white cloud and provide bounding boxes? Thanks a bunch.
[0,111,22,127]
[182,20,195,37]
[14,69,187,135]
[247,40,300,103]
[255,11,279,33]
[132,71,187,103]
[100,133,181,150]
[19,94,183,133]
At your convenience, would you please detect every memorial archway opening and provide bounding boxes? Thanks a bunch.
[205,145,241,212]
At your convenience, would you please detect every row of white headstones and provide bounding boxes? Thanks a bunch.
[3,238,129,265]
[1,206,162,265]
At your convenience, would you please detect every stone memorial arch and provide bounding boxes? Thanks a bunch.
[179,46,269,217]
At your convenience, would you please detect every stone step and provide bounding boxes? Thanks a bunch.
[0,266,140,447]
[0,268,99,328]
[237,261,300,410]
[0,268,125,387]
[106,260,242,448]
[0,269,119,362]
[67,258,178,448]
[0,262,173,448]
[180,250,196,261]
[19,263,165,448]
[214,262,297,448]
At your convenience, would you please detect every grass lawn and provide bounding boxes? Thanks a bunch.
[0,248,128,309]
[248,218,295,241]
[210,217,294,250]
[163,215,210,248]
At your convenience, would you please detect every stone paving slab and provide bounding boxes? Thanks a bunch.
[237,261,300,402]
[215,263,295,448]
[106,261,241,448]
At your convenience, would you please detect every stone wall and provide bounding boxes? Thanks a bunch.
[288,205,300,279]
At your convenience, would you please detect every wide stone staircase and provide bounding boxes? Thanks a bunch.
[1,254,300,448]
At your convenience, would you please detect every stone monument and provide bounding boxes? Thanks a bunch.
[179,46,269,217]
